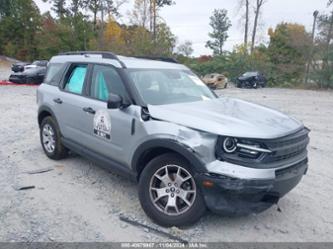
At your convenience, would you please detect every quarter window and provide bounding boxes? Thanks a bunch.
[45,63,63,85]
[64,65,88,94]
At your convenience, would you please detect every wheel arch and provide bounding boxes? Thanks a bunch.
[38,106,57,127]
[132,139,207,180]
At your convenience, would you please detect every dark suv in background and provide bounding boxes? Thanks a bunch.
[237,71,267,88]
[9,60,48,84]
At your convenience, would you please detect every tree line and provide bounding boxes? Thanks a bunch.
[186,0,333,89]
[0,0,332,88]
[0,0,176,61]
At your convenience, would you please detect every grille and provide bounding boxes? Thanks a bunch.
[276,158,308,177]
[262,128,310,164]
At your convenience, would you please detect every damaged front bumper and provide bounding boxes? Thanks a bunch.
[196,158,308,215]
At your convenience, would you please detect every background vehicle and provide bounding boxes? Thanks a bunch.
[237,71,267,88]
[11,62,30,73]
[24,60,48,71]
[37,51,309,227]
[202,73,228,89]
[9,67,46,84]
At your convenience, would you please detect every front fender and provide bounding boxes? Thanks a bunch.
[131,138,209,174]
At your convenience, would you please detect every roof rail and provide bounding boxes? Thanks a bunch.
[58,51,127,68]
[133,56,179,64]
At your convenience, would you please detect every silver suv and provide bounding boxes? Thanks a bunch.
[37,52,309,227]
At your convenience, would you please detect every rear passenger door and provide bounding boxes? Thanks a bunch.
[80,64,134,164]
[55,63,93,146]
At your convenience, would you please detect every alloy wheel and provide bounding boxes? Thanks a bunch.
[42,124,56,153]
[149,164,197,216]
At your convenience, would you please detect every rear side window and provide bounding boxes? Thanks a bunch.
[44,63,64,85]
[64,65,87,94]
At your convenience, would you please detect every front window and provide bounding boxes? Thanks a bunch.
[89,64,128,101]
[128,69,216,105]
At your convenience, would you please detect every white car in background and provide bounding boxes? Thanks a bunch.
[24,60,48,71]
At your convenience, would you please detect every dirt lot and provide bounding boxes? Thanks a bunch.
[0,85,332,242]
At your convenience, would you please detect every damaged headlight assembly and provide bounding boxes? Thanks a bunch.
[216,136,272,161]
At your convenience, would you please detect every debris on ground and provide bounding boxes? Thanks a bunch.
[24,167,54,175]
[169,226,184,237]
[13,185,35,191]
[119,214,188,244]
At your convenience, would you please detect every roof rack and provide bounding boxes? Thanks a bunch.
[58,51,127,68]
[133,56,179,64]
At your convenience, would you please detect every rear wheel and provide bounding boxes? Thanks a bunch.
[139,153,206,227]
[40,116,68,160]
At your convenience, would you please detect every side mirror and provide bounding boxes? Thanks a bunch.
[107,93,123,109]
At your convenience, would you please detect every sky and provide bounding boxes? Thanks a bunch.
[34,0,331,56]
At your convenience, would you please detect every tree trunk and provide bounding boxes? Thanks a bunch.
[153,0,157,40]
[322,11,333,88]
[149,0,153,32]
[219,41,223,55]
[244,0,249,47]
[304,11,319,84]
[99,5,105,50]
[93,11,97,31]
[251,0,264,53]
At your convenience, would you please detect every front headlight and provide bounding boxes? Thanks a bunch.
[216,136,272,161]
[222,137,238,153]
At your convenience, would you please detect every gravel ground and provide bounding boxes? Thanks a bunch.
[0,85,332,242]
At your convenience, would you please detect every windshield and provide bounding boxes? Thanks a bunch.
[128,69,216,105]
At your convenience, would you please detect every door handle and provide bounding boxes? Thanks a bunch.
[53,98,63,104]
[83,107,96,115]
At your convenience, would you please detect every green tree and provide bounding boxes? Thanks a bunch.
[150,0,174,39]
[311,12,333,88]
[85,0,121,30]
[0,0,41,61]
[0,0,12,18]
[206,9,231,55]
[42,0,68,18]
[267,23,311,85]
[153,22,176,56]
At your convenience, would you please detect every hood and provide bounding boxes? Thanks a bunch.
[148,97,303,139]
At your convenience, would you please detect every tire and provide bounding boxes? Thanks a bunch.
[40,116,68,160]
[139,153,206,227]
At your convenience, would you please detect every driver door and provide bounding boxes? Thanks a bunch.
[80,64,134,165]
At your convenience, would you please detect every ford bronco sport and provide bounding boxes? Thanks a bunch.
[37,51,309,227]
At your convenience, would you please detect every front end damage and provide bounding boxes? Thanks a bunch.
[196,158,307,215]
[166,125,309,215]
[145,99,310,215]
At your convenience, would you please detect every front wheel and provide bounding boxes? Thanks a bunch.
[139,153,206,227]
